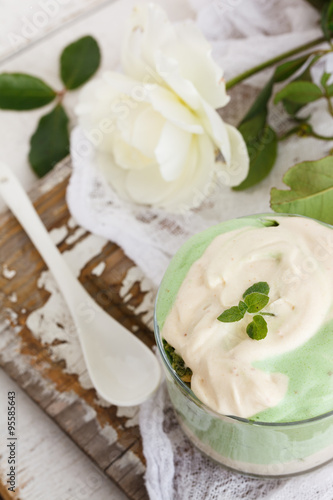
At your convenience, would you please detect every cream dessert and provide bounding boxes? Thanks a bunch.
[155,214,333,476]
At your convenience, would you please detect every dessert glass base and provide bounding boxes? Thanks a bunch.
[155,327,333,477]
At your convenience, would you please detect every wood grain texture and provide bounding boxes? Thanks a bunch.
[0,159,153,500]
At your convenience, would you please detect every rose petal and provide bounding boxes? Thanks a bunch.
[124,134,216,210]
[131,106,165,158]
[162,133,216,210]
[155,122,192,181]
[155,50,201,110]
[125,164,175,205]
[168,22,229,109]
[96,150,129,201]
[122,4,173,82]
[122,4,229,110]
[219,124,249,187]
[112,134,155,170]
[150,86,204,134]
[198,100,231,164]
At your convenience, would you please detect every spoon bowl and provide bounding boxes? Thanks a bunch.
[0,162,161,406]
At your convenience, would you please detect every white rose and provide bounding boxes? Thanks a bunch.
[75,3,249,211]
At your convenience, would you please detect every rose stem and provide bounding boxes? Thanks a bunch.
[225,36,326,90]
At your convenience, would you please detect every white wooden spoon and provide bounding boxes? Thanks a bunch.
[0,162,161,406]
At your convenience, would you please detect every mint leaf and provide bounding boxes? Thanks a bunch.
[238,301,248,314]
[246,315,268,340]
[60,35,101,90]
[217,306,246,323]
[244,292,269,313]
[243,282,269,298]
[274,81,322,105]
[270,156,333,225]
[0,73,56,110]
[29,104,69,177]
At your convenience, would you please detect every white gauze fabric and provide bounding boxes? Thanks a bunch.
[66,1,333,498]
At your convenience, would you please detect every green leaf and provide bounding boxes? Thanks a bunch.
[243,282,269,298]
[246,315,268,341]
[60,35,101,90]
[321,71,331,88]
[274,81,323,105]
[217,306,246,323]
[270,156,333,224]
[326,83,333,96]
[235,55,312,191]
[273,55,310,83]
[279,57,319,116]
[0,73,56,110]
[29,104,69,177]
[238,301,248,314]
[233,123,277,191]
[240,79,273,124]
[321,0,333,40]
[244,292,269,313]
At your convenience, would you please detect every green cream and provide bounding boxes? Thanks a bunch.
[253,319,333,422]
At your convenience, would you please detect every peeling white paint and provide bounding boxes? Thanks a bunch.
[116,405,139,428]
[91,262,106,277]
[39,161,71,194]
[100,424,118,445]
[94,393,113,408]
[2,264,16,280]
[112,446,145,475]
[66,227,86,246]
[9,292,17,303]
[120,266,156,329]
[67,216,77,229]
[4,308,18,325]
[49,225,68,245]
[63,233,107,278]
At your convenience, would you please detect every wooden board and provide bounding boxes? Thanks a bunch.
[0,158,155,500]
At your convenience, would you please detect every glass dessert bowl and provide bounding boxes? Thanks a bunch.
[154,213,333,477]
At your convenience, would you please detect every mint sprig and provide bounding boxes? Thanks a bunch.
[246,315,268,340]
[217,281,273,340]
[243,281,269,297]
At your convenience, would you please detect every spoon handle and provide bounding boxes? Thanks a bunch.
[0,162,87,308]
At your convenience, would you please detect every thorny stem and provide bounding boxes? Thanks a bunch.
[226,36,327,89]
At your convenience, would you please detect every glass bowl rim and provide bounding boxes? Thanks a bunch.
[154,212,333,428]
